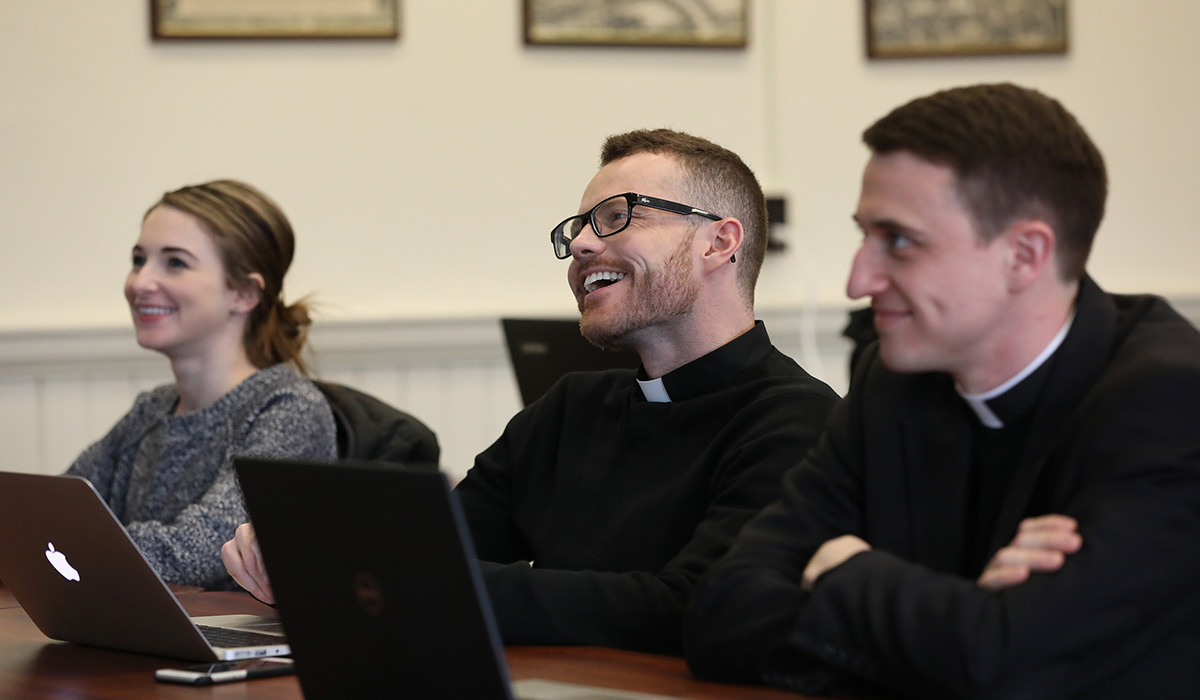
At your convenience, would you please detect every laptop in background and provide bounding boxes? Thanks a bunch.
[235,456,680,700]
[0,471,289,661]
[501,318,640,406]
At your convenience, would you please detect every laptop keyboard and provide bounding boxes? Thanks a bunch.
[197,624,285,649]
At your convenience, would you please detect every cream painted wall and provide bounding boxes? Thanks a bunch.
[2,1,1198,332]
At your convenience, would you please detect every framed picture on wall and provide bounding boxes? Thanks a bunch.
[865,0,1067,58]
[151,0,400,40]
[523,0,748,48]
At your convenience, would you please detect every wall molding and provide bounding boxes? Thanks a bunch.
[0,305,858,379]
[0,316,507,377]
[4,295,1196,379]
[4,297,1198,478]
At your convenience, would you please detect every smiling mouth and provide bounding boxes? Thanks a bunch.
[583,271,627,294]
[871,307,910,331]
[136,306,175,317]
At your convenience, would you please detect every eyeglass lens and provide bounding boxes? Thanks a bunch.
[555,194,632,258]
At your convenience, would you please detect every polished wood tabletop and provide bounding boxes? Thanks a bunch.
[0,586,810,699]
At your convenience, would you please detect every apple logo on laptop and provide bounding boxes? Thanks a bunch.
[45,543,80,582]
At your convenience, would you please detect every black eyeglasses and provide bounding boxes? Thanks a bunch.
[550,192,722,259]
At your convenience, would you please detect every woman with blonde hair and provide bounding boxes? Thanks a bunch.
[67,179,337,590]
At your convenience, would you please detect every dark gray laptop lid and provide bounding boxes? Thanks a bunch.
[501,318,640,407]
[235,457,514,700]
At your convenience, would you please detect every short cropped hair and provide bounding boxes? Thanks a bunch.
[601,128,768,305]
[863,83,1107,281]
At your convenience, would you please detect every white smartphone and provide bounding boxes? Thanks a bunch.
[154,657,295,685]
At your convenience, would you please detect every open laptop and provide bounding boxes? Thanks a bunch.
[501,318,641,406]
[235,456,680,700]
[0,471,289,661]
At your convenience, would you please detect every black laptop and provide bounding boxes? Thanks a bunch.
[501,318,640,406]
[234,457,678,700]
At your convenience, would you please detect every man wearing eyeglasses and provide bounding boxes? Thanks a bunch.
[450,128,838,653]
[224,129,837,653]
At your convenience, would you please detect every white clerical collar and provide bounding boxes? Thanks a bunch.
[958,311,1075,429]
[637,377,672,403]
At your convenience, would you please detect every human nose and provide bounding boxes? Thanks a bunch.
[126,264,158,296]
[846,240,887,300]
[569,218,606,260]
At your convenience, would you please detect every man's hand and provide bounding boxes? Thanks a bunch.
[977,514,1082,592]
[221,522,275,605]
[802,535,871,590]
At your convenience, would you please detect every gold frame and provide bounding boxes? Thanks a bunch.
[865,0,1067,59]
[151,0,400,40]
[523,0,748,48]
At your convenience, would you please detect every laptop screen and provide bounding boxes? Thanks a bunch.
[501,318,640,406]
[235,458,514,699]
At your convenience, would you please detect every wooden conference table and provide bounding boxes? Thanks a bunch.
[0,586,821,699]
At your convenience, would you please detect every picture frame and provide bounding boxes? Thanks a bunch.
[151,0,400,40]
[865,0,1067,59]
[523,0,748,48]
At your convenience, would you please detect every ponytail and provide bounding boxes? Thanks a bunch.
[246,295,315,376]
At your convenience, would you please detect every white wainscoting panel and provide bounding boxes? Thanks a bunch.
[0,309,854,484]
[7,297,1193,485]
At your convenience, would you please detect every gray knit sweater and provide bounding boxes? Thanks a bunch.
[66,365,337,590]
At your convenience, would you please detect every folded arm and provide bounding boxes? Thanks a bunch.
[688,373,1200,698]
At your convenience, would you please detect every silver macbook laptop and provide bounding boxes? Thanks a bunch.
[0,471,289,661]
[235,457,679,700]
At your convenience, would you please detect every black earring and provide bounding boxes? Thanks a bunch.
[730,253,736,263]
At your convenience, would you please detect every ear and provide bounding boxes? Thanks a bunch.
[231,273,265,316]
[700,218,744,273]
[1004,220,1056,292]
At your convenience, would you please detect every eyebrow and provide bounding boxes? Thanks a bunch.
[132,244,198,259]
[852,213,911,234]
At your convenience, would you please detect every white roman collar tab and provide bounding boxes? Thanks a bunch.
[958,311,1075,429]
[637,377,672,403]
[961,394,1004,429]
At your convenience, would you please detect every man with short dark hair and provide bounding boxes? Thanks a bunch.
[225,128,838,654]
[684,84,1200,698]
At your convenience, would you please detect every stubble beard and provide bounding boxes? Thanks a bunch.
[579,232,699,350]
